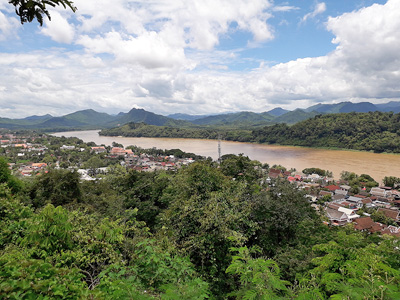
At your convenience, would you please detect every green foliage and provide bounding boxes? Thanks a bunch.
[0,157,23,193]
[4,133,400,299]
[93,265,152,299]
[0,187,33,249]
[160,278,210,300]
[271,164,287,171]
[100,122,252,142]
[0,249,88,299]
[341,171,358,181]
[125,144,204,160]
[252,112,400,153]
[21,204,73,256]
[340,171,378,191]
[59,209,140,287]
[371,210,396,226]
[30,168,81,207]
[160,162,250,294]
[383,176,400,188]
[220,153,263,184]
[80,179,125,218]
[302,168,331,177]
[0,157,11,184]
[116,170,171,229]
[82,155,106,170]
[317,194,332,205]
[247,180,319,256]
[301,230,400,299]
[133,239,209,295]
[94,239,210,299]
[226,246,291,299]
[112,141,124,148]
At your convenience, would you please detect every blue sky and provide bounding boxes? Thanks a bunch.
[0,0,398,118]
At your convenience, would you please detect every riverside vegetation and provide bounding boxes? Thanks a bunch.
[101,111,400,153]
[1,134,400,299]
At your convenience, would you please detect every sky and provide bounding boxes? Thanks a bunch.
[0,0,398,118]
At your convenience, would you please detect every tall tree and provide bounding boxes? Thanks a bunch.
[30,168,81,207]
[247,179,319,256]
[160,162,251,296]
[0,157,22,193]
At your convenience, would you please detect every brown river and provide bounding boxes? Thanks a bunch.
[53,130,400,183]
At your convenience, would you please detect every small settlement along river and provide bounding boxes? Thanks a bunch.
[53,130,400,184]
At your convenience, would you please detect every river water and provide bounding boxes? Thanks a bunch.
[53,130,400,183]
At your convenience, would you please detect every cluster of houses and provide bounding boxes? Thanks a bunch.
[1,136,49,176]
[320,185,400,236]
[0,132,198,177]
[104,146,195,172]
[18,162,48,176]
[268,168,329,183]
[76,146,196,181]
[267,168,400,237]
[1,136,47,154]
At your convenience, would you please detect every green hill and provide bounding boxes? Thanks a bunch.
[109,108,190,127]
[252,111,400,153]
[22,114,53,122]
[33,110,116,130]
[36,117,88,128]
[63,109,115,125]
[192,111,274,126]
[168,113,210,121]
[266,107,289,116]
[375,101,400,113]
[305,101,378,114]
[0,114,53,127]
[273,109,320,124]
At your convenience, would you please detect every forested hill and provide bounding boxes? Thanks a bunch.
[251,111,400,153]
[99,122,254,142]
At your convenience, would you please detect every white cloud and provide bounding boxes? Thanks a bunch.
[41,11,75,43]
[0,11,19,41]
[77,31,190,69]
[273,6,299,12]
[327,0,400,75]
[1,0,400,118]
[72,0,273,69]
[302,2,326,23]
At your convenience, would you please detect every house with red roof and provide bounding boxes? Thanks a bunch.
[325,185,340,192]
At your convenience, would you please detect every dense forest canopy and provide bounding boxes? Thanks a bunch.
[251,111,400,153]
[99,122,254,142]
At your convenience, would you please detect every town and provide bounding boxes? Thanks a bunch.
[2,129,400,239]
[0,131,197,177]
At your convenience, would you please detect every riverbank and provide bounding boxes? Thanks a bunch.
[52,130,400,183]
[98,130,400,156]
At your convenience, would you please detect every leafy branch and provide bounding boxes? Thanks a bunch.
[9,0,77,26]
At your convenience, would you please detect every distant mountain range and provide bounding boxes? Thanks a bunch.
[304,101,400,114]
[0,108,190,130]
[1,101,400,131]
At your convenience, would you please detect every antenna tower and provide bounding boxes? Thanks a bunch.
[218,134,221,164]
